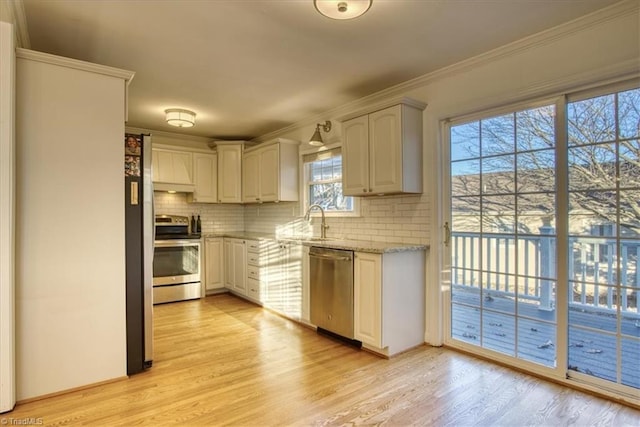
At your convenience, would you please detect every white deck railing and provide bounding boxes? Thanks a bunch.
[451,231,639,315]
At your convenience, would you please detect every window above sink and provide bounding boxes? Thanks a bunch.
[301,145,360,218]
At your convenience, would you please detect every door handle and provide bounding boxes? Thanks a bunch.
[444,221,451,247]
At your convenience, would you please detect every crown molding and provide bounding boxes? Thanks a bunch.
[336,96,427,122]
[125,126,215,144]
[2,0,30,48]
[253,0,639,143]
[16,48,135,83]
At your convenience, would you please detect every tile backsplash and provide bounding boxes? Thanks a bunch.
[154,192,430,244]
[153,192,244,233]
[243,194,430,245]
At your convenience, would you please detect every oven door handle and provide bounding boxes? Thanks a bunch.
[153,240,201,247]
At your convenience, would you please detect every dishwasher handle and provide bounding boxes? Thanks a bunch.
[309,252,352,262]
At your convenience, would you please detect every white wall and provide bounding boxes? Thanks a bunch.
[15,54,128,400]
[247,1,640,345]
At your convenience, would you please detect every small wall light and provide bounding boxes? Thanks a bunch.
[165,108,196,128]
[309,120,332,146]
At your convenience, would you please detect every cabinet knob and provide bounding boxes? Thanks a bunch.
[363,188,367,193]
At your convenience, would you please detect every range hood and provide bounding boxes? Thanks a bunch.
[153,182,195,193]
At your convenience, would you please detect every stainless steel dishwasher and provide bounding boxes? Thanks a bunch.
[309,246,355,340]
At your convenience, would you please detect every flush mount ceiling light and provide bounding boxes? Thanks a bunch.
[165,108,196,128]
[314,0,372,20]
[309,120,332,146]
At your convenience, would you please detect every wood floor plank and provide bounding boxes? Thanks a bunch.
[5,294,639,426]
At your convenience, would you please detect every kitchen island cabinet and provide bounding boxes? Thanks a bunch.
[354,249,426,357]
[340,98,426,196]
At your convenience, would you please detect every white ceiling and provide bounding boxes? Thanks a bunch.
[22,0,620,140]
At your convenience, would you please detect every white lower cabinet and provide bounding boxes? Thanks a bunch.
[204,237,224,293]
[354,252,382,347]
[301,245,310,323]
[245,239,268,303]
[224,238,246,296]
[354,250,426,357]
[263,241,302,319]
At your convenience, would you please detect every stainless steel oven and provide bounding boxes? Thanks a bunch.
[153,215,202,304]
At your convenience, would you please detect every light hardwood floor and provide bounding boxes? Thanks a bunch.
[6,294,639,426]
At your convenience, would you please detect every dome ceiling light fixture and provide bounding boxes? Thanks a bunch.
[314,0,372,20]
[309,120,332,146]
[165,108,196,128]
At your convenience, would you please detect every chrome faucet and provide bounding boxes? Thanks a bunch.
[304,204,329,239]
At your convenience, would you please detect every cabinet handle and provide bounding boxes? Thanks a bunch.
[256,198,260,201]
[363,188,367,193]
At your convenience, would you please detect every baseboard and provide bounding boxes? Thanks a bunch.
[16,376,128,406]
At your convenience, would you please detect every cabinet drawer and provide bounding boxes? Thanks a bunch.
[247,278,261,301]
[247,252,262,266]
[247,265,261,280]
[246,240,260,252]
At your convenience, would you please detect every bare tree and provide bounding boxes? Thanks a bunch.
[451,88,640,236]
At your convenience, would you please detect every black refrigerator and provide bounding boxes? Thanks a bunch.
[124,133,153,374]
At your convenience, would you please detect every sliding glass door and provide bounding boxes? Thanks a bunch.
[566,87,639,388]
[446,82,639,395]
[449,101,558,367]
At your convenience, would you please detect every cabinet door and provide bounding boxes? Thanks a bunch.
[191,153,217,203]
[368,105,402,194]
[223,239,233,287]
[205,238,223,291]
[284,242,303,317]
[217,145,242,203]
[242,150,260,203]
[258,144,279,202]
[232,240,247,295]
[342,115,370,196]
[354,252,382,347]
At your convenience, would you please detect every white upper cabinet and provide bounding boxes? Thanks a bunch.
[342,115,369,195]
[187,152,217,203]
[340,98,426,196]
[217,143,243,203]
[242,138,299,203]
[152,148,193,186]
[242,150,260,202]
[258,144,279,201]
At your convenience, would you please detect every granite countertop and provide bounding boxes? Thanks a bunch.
[203,232,428,254]
[292,238,427,254]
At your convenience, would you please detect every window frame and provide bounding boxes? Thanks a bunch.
[299,142,360,218]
